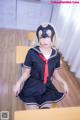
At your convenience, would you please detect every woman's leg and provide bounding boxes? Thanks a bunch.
[40,103,52,109]
[24,104,39,110]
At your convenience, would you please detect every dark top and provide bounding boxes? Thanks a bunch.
[19,46,61,97]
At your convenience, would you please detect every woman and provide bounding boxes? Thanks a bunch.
[13,23,69,109]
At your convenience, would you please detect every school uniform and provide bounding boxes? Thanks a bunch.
[18,46,64,108]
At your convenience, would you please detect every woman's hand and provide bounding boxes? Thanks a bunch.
[13,81,24,96]
[53,70,69,95]
[63,82,69,95]
[13,68,31,96]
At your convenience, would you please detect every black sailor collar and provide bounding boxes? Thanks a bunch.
[32,46,57,60]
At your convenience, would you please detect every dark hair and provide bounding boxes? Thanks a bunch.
[36,23,55,41]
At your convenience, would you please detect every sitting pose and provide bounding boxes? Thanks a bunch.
[13,23,69,109]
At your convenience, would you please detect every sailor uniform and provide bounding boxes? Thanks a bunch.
[18,46,64,107]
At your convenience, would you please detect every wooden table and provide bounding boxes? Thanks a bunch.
[14,107,80,120]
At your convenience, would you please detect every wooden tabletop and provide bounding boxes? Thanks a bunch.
[14,107,80,120]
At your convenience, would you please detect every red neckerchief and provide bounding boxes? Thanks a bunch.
[39,54,48,84]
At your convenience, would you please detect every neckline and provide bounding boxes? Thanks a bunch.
[32,46,57,60]
[39,47,53,60]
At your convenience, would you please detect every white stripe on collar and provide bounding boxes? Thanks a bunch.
[32,46,58,59]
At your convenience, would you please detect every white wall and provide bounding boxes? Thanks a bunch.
[0,0,52,30]
[0,0,16,29]
[17,1,52,30]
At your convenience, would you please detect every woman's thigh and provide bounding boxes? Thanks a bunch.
[40,103,52,109]
[24,104,39,110]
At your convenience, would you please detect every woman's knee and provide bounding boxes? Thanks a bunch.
[25,104,39,110]
[40,103,52,109]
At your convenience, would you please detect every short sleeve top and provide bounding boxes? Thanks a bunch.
[23,46,60,81]
[19,46,61,96]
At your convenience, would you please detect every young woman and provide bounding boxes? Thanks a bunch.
[13,23,69,109]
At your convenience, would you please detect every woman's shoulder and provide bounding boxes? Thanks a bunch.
[51,47,61,58]
[27,46,40,57]
[30,45,41,54]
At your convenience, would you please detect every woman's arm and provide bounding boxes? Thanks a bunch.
[19,68,31,83]
[13,68,31,96]
[53,69,69,94]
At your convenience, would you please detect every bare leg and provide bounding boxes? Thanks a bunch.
[24,104,39,110]
[40,103,52,109]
